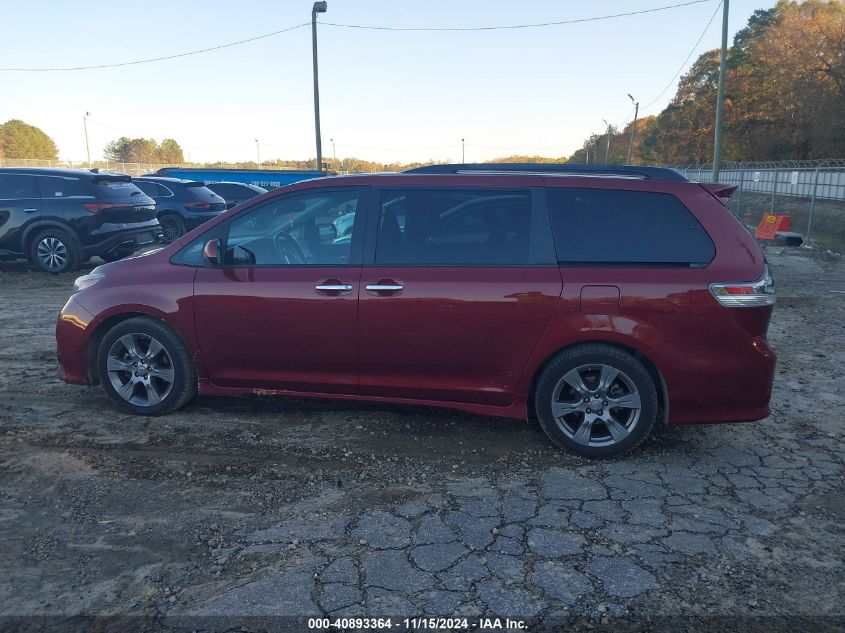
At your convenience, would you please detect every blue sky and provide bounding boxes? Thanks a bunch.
[1,0,775,164]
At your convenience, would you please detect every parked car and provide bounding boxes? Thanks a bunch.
[133,177,226,242]
[0,168,160,273]
[204,181,267,209]
[56,164,776,458]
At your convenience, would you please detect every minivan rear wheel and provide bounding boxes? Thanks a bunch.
[30,228,80,274]
[535,344,658,458]
[96,317,196,416]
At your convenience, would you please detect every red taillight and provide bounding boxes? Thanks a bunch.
[710,265,776,307]
[84,202,121,213]
[185,201,213,210]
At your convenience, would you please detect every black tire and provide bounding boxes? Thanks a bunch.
[96,316,196,416]
[159,214,186,243]
[534,344,658,459]
[29,228,80,274]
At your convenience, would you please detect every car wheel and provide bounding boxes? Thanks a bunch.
[97,317,196,416]
[30,228,80,274]
[159,215,186,243]
[534,344,658,459]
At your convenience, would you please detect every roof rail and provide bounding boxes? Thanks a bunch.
[404,163,688,182]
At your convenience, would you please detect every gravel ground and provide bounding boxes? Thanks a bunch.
[0,247,843,632]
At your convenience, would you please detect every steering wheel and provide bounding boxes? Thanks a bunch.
[273,231,307,264]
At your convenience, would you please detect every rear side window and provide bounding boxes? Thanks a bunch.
[547,188,715,266]
[37,176,90,198]
[0,174,37,199]
[135,181,168,197]
[375,189,532,265]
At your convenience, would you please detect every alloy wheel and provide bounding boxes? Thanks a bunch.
[160,219,182,242]
[106,333,175,407]
[36,237,68,272]
[551,363,642,447]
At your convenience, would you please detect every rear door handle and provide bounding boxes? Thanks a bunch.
[365,283,404,292]
[24,208,38,214]
[315,283,353,292]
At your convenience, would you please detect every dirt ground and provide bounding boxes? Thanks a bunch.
[0,247,844,632]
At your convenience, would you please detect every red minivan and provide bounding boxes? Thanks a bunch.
[56,164,776,458]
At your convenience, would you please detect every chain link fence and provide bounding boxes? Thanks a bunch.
[0,158,248,177]
[672,159,845,250]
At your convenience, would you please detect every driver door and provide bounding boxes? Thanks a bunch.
[193,186,370,393]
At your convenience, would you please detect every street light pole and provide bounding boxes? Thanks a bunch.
[312,1,328,172]
[461,138,465,164]
[712,0,730,182]
[626,94,639,165]
[602,119,610,164]
[255,139,260,169]
[330,137,336,170]
[83,112,91,168]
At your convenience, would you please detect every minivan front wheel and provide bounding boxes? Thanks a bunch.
[96,317,196,416]
[30,229,80,274]
[535,344,658,458]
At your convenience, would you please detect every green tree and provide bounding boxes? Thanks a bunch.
[0,119,59,159]
[157,138,184,163]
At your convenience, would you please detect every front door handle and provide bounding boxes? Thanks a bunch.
[365,283,404,292]
[315,283,353,292]
[24,208,38,213]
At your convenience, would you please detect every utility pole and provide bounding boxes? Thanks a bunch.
[330,137,336,170]
[462,138,465,164]
[255,139,260,169]
[312,1,328,171]
[83,112,91,168]
[602,119,610,164]
[712,0,730,182]
[626,94,639,165]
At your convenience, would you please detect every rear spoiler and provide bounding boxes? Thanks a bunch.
[699,183,737,206]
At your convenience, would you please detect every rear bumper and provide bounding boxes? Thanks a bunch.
[83,223,163,256]
[56,295,96,384]
[662,336,776,425]
[182,211,226,231]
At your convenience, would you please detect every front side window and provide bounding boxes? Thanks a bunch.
[375,189,532,265]
[547,188,715,266]
[224,188,360,266]
[0,174,37,199]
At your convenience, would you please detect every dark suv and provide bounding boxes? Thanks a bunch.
[56,164,776,458]
[133,177,227,242]
[204,181,268,209]
[0,168,160,273]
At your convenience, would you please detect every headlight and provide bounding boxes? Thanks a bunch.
[73,272,104,293]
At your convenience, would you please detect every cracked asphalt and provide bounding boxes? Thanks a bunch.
[0,247,844,632]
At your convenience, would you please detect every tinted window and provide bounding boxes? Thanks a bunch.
[179,183,224,202]
[134,181,164,197]
[37,176,90,198]
[547,188,715,266]
[225,189,359,266]
[375,189,532,265]
[208,183,239,197]
[92,178,146,199]
[0,174,37,199]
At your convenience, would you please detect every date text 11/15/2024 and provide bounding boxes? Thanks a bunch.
[307,617,528,629]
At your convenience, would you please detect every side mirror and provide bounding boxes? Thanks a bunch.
[203,239,221,265]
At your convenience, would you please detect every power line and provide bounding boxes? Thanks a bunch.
[320,0,710,31]
[0,23,309,72]
[0,1,711,72]
[640,0,724,111]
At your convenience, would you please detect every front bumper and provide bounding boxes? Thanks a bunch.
[56,295,96,384]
